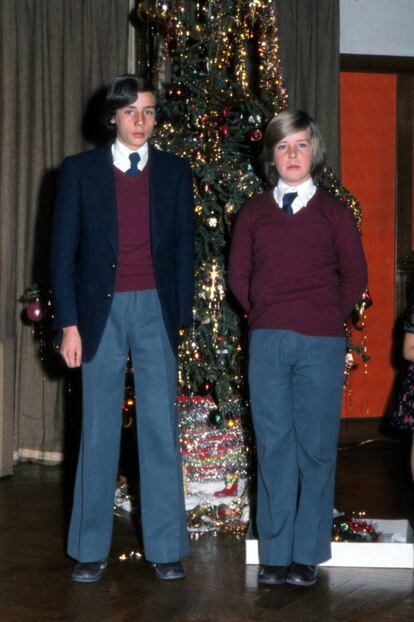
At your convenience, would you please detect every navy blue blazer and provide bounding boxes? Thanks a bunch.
[50,144,195,361]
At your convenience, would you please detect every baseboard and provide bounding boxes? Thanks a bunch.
[339,417,386,444]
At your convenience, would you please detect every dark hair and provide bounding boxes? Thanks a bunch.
[262,109,326,186]
[102,74,157,129]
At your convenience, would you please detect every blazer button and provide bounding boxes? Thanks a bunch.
[111,263,116,270]
[107,293,112,299]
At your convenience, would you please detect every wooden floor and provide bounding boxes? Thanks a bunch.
[1,439,413,622]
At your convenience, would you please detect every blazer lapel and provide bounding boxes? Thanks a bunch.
[149,145,170,251]
[85,145,118,256]
[84,144,172,258]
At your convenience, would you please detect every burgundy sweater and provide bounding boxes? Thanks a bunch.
[114,164,156,292]
[228,188,368,337]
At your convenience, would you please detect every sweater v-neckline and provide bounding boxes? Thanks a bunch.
[271,187,319,218]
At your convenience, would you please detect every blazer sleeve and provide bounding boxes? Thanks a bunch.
[176,160,195,326]
[50,157,81,330]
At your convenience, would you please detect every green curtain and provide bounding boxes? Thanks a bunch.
[0,0,131,475]
[278,0,340,173]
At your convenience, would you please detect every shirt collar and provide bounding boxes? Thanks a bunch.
[274,177,316,212]
[111,139,149,172]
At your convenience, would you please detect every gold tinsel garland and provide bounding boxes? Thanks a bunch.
[137,0,288,113]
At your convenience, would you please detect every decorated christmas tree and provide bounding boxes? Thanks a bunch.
[132,0,369,532]
[135,0,289,531]
[138,0,286,397]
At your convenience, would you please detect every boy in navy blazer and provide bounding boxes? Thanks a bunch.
[51,75,194,582]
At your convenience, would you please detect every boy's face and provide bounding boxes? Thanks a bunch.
[111,91,156,150]
[273,129,313,186]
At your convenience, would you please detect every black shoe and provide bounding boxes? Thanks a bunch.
[153,561,186,580]
[258,564,290,585]
[286,563,318,587]
[71,560,107,583]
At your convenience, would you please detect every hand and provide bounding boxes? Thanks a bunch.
[403,332,414,362]
[60,325,82,368]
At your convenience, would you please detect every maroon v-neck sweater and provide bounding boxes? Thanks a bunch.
[114,164,156,292]
[228,187,367,337]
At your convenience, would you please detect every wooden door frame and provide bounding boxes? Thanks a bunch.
[339,54,414,441]
[341,54,414,320]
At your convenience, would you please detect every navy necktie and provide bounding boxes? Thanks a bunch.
[282,192,297,216]
[126,152,140,176]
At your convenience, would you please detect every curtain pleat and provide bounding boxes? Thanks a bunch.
[278,0,340,173]
[0,0,131,474]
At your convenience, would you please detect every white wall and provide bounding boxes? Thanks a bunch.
[340,0,414,56]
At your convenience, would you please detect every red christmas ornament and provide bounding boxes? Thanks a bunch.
[199,380,212,396]
[217,504,233,519]
[248,128,263,143]
[223,106,232,118]
[219,124,230,138]
[26,300,47,322]
[169,83,186,99]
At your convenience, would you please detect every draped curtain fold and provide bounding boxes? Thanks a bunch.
[0,0,131,475]
[278,0,340,173]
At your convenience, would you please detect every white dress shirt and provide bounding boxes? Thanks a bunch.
[111,139,149,173]
[274,178,317,214]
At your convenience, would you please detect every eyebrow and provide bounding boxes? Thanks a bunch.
[277,138,310,144]
[125,104,156,110]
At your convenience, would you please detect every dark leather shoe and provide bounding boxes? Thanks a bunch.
[286,563,318,587]
[71,560,107,583]
[258,564,290,585]
[153,561,186,580]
